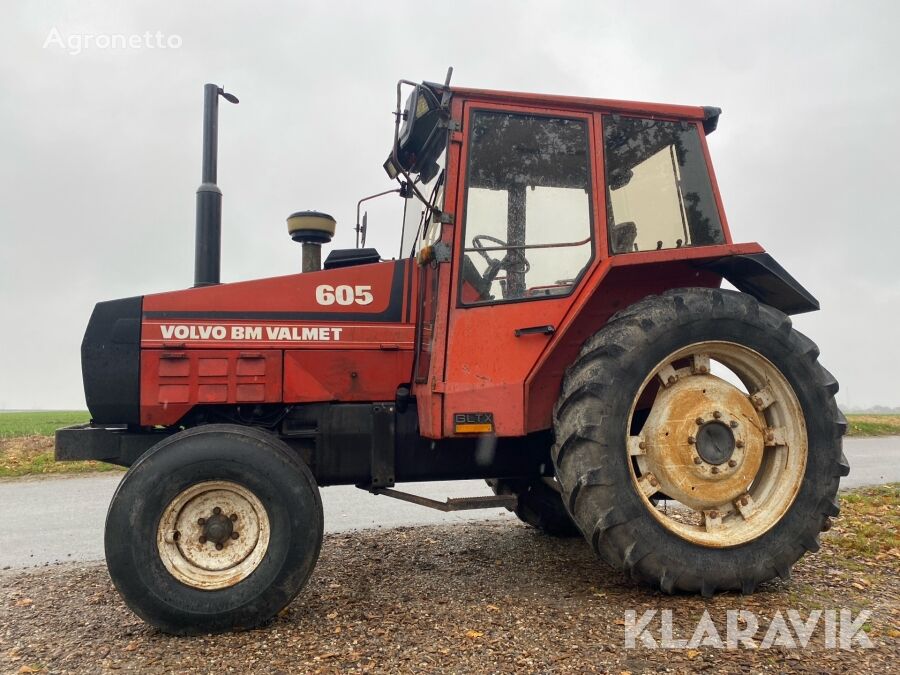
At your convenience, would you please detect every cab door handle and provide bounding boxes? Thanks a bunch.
[514,324,556,337]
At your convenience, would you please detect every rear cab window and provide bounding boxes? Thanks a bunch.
[603,116,724,254]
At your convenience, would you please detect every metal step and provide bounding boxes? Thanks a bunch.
[368,487,517,512]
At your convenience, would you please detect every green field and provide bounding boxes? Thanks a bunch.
[0,411,89,438]
[0,410,897,478]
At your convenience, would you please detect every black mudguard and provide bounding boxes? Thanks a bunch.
[700,253,819,315]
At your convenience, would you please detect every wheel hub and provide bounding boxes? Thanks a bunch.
[696,421,735,465]
[637,374,764,512]
[201,511,235,545]
[157,481,270,590]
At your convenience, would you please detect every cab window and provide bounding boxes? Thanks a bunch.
[603,116,724,254]
[460,111,593,305]
[400,151,446,259]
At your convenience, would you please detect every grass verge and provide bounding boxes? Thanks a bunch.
[0,411,122,477]
[830,483,900,558]
[0,435,123,478]
[845,414,900,437]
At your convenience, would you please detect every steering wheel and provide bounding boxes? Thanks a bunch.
[471,235,531,286]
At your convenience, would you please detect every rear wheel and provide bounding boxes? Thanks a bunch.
[553,288,848,595]
[487,477,580,537]
[105,424,323,634]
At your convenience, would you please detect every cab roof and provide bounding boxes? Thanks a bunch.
[449,85,720,132]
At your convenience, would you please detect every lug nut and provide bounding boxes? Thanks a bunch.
[713,411,722,419]
[230,513,238,522]
[199,536,207,544]
[649,477,658,487]
[693,457,703,465]
[711,466,720,474]
[730,420,738,429]
[740,496,749,506]
[638,441,646,450]
[213,507,222,515]
[708,511,719,519]
[667,375,676,385]
[698,365,709,374]
[695,417,704,425]
[231,532,239,540]
[197,517,206,526]
[736,440,744,448]
[687,436,696,445]
[728,459,737,467]
[215,543,224,551]
[766,432,774,442]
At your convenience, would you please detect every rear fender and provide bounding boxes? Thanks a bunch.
[700,253,819,315]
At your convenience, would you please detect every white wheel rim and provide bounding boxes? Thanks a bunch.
[156,481,271,590]
[627,341,807,547]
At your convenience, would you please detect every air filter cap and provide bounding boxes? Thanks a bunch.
[287,211,336,244]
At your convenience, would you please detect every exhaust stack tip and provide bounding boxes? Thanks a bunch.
[287,211,336,273]
[194,83,238,288]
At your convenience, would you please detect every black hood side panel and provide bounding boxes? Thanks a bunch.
[82,296,142,424]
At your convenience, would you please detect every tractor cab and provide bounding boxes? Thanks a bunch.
[380,75,753,438]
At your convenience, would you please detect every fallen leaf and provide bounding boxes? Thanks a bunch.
[14,598,33,608]
[465,630,484,640]
[123,642,138,652]
[686,649,700,659]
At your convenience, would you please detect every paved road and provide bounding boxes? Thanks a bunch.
[0,437,896,570]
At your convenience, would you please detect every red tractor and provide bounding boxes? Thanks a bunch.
[57,70,847,635]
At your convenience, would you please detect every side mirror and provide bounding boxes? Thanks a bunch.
[385,83,447,184]
[360,212,368,248]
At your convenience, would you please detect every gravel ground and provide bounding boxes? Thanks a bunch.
[1,497,898,673]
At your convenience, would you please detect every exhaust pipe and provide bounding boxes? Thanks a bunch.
[194,83,238,287]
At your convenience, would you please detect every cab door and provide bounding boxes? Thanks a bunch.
[440,102,600,437]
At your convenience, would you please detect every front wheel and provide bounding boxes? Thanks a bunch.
[553,288,849,596]
[105,424,323,634]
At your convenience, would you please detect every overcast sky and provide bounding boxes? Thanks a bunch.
[0,1,897,410]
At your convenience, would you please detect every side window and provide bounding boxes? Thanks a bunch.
[399,150,446,259]
[603,116,724,254]
[460,112,593,305]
